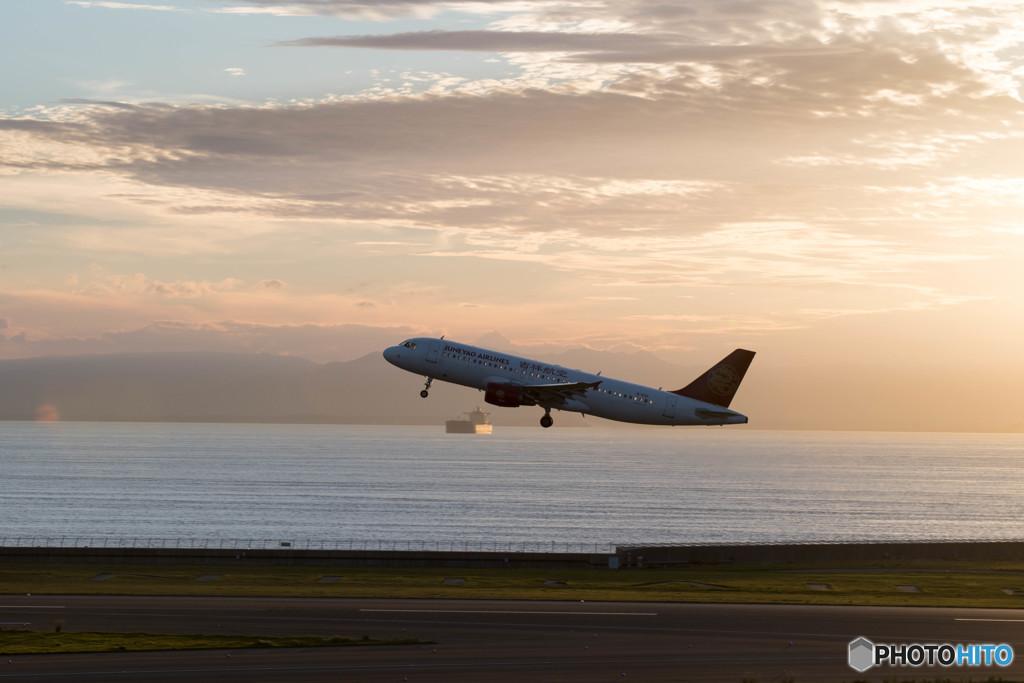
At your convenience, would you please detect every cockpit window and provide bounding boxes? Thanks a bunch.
[401,341,417,350]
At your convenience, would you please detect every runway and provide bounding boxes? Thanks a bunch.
[2,596,1023,681]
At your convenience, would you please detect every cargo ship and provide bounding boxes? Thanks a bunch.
[445,407,493,434]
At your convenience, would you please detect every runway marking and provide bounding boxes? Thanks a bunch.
[360,609,657,616]
[955,618,1024,622]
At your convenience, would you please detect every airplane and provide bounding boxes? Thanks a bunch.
[383,337,755,428]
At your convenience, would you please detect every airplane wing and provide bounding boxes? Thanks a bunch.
[517,381,601,408]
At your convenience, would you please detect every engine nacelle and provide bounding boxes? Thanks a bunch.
[484,382,523,408]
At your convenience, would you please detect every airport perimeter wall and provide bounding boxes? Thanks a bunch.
[4,541,1024,569]
[0,546,612,569]
[618,541,1024,567]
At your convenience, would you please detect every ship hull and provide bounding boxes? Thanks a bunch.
[445,421,493,434]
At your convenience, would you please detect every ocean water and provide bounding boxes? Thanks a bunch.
[1,422,1022,547]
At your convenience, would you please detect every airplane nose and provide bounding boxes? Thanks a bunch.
[382,346,400,365]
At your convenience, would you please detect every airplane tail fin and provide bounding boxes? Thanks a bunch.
[672,349,755,409]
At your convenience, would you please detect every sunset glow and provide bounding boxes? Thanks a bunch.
[1,1,1023,430]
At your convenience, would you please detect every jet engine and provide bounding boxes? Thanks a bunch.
[484,382,523,407]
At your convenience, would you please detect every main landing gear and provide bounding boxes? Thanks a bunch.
[420,377,433,398]
[540,411,553,429]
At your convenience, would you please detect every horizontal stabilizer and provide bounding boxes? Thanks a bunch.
[695,408,739,420]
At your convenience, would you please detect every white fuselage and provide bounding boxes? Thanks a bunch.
[383,337,748,426]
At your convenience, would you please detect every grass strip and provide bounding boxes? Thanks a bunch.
[3,560,1024,607]
[0,630,427,655]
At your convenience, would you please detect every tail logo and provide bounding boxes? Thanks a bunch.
[706,364,740,397]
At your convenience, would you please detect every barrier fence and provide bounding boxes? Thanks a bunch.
[3,537,1023,553]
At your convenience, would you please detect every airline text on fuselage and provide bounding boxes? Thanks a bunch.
[443,344,510,366]
[520,362,568,378]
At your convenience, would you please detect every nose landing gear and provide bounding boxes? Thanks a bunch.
[420,377,433,398]
[540,411,553,429]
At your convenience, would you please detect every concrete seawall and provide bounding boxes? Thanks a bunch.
[4,541,1024,569]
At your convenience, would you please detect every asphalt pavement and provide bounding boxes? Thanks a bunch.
[2,596,1023,681]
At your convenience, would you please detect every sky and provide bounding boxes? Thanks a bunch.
[1,1,1023,429]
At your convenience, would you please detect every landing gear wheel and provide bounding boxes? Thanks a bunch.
[420,390,429,398]
[540,413,553,429]
[420,377,433,398]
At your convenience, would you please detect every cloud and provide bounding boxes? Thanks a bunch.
[66,1,183,10]
[58,99,141,110]
[146,278,243,298]
[0,119,71,134]
[71,270,244,299]
[2,28,1019,313]
[0,319,423,362]
[3,57,1016,244]
[423,221,980,295]
[4,0,1023,367]
[276,29,660,52]
[210,0,534,19]
[224,67,247,78]
[278,29,862,64]
[623,312,803,334]
[257,279,286,289]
